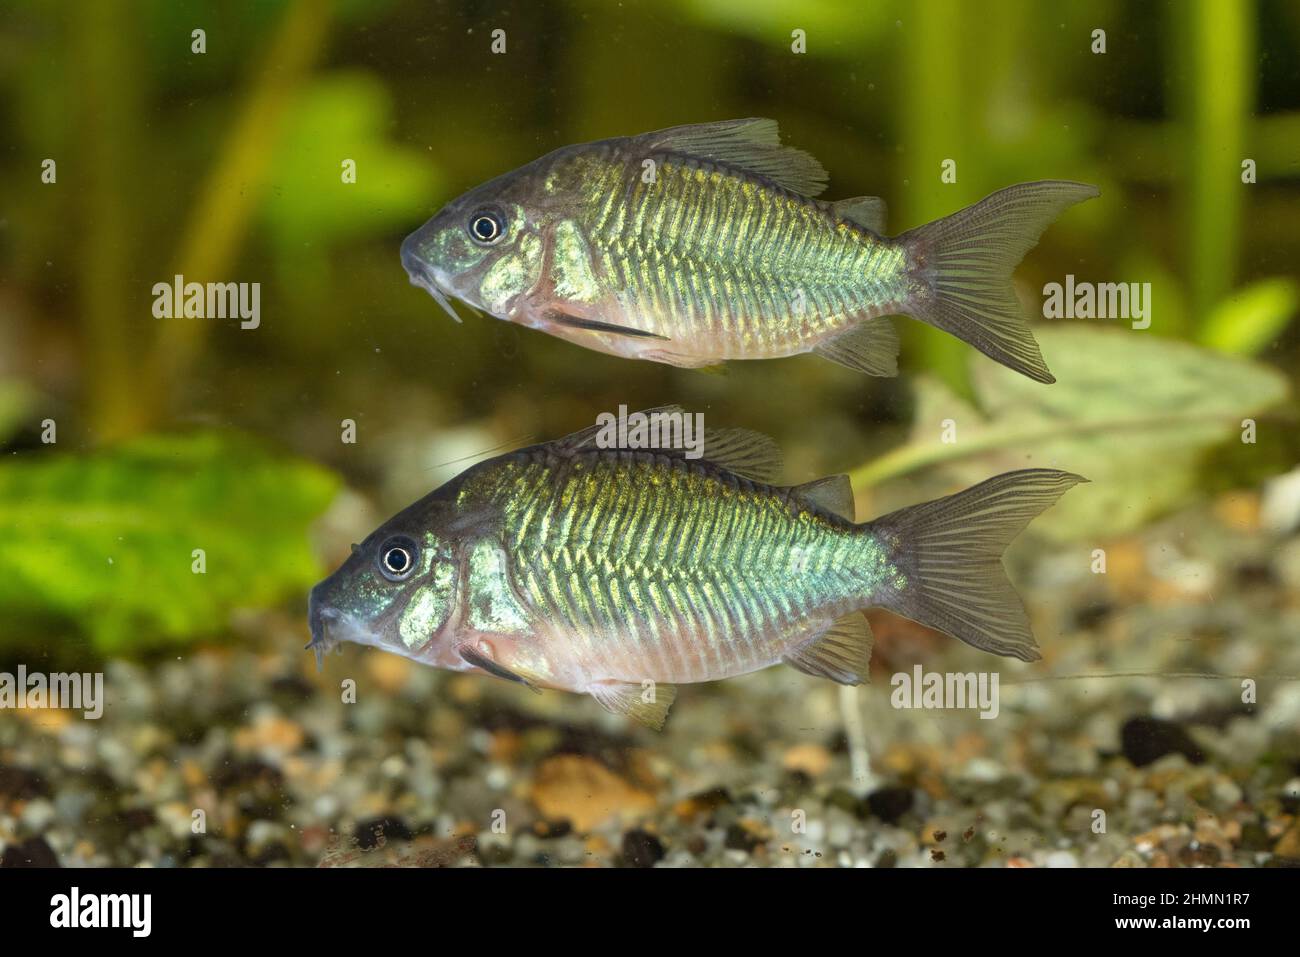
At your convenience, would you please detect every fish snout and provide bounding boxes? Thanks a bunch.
[400,230,435,286]
[400,228,465,323]
[306,586,343,670]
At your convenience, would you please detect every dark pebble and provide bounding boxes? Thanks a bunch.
[1235,561,1274,587]
[1239,821,1272,852]
[825,787,867,817]
[621,829,665,867]
[269,673,317,702]
[867,786,914,823]
[353,816,412,850]
[0,766,51,801]
[120,807,157,830]
[1120,716,1204,767]
[1,836,59,868]
[211,759,287,819]
[211,759,285,791]
[250,842,292,866]
[1074,600,1114,630]
[688,787,733,811]
[532,819,572,839]
[723,823,762,853]
[782,769,814,795]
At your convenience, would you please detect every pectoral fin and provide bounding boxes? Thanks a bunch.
[457,643,543,693]
[546,310,668,340]
[588,679,677,730]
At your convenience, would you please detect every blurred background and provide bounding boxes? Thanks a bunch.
[0,0,1298,868]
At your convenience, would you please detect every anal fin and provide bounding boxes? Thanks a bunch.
[588,679,677,731]
[813,317,899,377]
[782,612,874,685]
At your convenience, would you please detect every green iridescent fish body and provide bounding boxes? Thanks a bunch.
[401,119,1098,382]
[308,414,1084,727]
[446,445,896,687]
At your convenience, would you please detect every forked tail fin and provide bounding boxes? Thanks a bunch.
[898,181,1099,384]
[866,469,1087,661]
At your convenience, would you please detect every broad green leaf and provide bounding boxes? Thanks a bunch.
[260,72,440,250]
[0,432,340,653]
[850,325,1289,540]
[1197,278,1299,356]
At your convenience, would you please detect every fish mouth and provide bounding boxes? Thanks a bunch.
[400,232,464,324]
[306,594,375,671]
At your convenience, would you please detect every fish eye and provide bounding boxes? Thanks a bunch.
[378,536,419,582]
[468,208,505,245]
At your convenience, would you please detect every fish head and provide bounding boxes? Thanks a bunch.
[307,501,462,668]
[400,167,549,321]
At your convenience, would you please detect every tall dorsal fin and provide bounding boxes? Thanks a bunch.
[640,119,829,197]
[788,474,855,520]
[832,196,888,234]
[549,405,783,483]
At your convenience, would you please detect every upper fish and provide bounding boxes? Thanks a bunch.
[400,118,1098,383]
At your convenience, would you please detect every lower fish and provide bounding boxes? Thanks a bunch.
[307,409,1084,728]
[400,118,1098,383]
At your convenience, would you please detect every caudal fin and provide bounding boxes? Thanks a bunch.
[898,181,1099,384]
[867,469,1086,661]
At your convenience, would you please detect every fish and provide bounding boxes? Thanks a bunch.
[400,118,1098,383]
[307,408,1085,729]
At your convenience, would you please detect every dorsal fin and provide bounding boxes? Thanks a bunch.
[813,317,899,377]
[548,405,783,483]
[782,612,874,685]
[641,118,829,197]
[832,195,888,234]
[789,474,855,520]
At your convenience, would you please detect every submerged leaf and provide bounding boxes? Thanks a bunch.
[0,432,340,653]
[260,73,440,249]
[1197,278,1299,356]
[851,326,1290,540]
[0,381,35,446]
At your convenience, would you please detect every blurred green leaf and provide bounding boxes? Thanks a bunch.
[0,382,35,445]
[851,326,1290,540]
[260,72,440,250]
[0,432,340,653]
[675,0,891,49]
[1197,278,1299,356]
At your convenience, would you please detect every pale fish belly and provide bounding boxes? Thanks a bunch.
[548,561,873,686]
[574,156,907,363]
